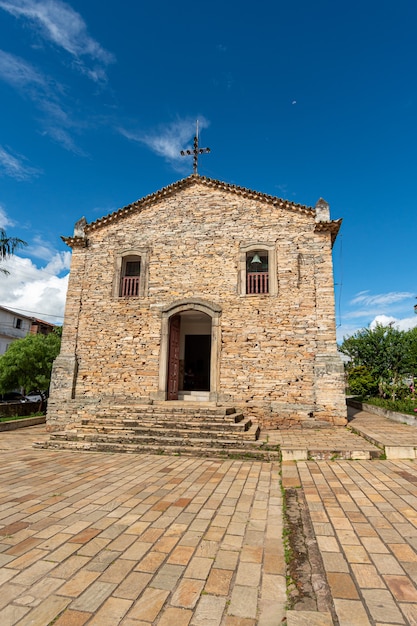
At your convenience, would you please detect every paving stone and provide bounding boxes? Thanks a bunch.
[260,573,286,603]
[11,559,57,585]
[54,609,92,625]
[191,595,227,626]
[157,606,193,626]
[71,581,117,612]
[326,572,359,599]
[98,558,136,583]
[235,562,261,587]
[389,543,417,562]
[184,556,213,580]
[171,578,205,608]
[286,611,334,625]
[362,588,406,623]
[14,594,71,626]
[223,617,256,626]
[195,540,219,559]
[351,563,386,588]
[383,574,417,602]
[57,570,101,597]
[114,571,153,600]
[154,535,180,553]
[204,568,233,595]
[320,551,349,573]
[399,602,417,625]
[51,554,90,579]
[150,563,185,590]
[126,587,170,622]
[239,545,263,564]
[87,597,133,625]
[167,545,195,565]
[136,549,167,573]
[5,547,47,570]
[333,598,372,625]
[371,552,406,575]
[228,585,258,619]
[315,535,340,553]
[0,603,30,624]
[343,544,372,563]
[213,550,239,570]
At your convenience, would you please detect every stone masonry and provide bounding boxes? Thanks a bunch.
[47,175,347,431]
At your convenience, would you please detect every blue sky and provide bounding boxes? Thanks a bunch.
[0,0,416,342]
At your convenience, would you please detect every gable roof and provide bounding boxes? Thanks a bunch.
[63,174,341,246]
[89,174,315,231]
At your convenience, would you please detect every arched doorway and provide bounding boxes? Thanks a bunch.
[158,299,221,401]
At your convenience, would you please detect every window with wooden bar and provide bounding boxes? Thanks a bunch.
[239,242,277,297]
[246,251,269,294]
[120,257,141,297]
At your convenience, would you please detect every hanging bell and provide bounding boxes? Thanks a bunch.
[250,253,262,265]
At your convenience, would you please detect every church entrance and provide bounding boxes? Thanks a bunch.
[167,310,212,400]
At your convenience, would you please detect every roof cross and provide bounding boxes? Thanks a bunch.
[180,120,210,174]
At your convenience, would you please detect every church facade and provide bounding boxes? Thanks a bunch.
[47,175,347,431]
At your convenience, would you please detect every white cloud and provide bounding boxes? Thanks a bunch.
[0,205,15,229]
[370,314,417,332]
[350,290,414,307]
[120,117,210,170]
[0,49,46,88]
[338,289,417,342]
[0,0,114,83]
[28,235,67,263]
[0,145,40,180]
[0,253,70,324]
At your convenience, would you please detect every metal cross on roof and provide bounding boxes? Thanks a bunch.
[180,120,210,174]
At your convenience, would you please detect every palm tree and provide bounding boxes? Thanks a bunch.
[0,228,27,275]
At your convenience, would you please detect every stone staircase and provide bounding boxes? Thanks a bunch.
[34,402,280,460]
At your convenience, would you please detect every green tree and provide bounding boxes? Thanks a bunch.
[0,228,27,274]
[0,328,62,393]
[404,326,417,379]
[346,365,378,397]
[340,324,410,399]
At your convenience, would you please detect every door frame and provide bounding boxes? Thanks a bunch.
[167,315,181,400]
[157,299,222,401]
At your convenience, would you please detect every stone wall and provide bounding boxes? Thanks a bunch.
[48,177,347,430]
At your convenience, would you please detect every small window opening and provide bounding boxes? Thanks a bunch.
[120,257,141,297]
[246,251,269,294]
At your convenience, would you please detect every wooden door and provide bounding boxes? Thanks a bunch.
[167,316,181,400]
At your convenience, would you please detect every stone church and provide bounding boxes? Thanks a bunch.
[46,173,347,445]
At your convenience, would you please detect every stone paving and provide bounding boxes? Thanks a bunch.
[2,407,417,626]
[259,424,381,461]
[0,426,285,626]
[283,458,417,625]
[349,408,417,459]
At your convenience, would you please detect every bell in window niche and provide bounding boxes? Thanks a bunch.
[246,251,269,294]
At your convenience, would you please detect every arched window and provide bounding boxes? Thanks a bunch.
[246,250,269,294]
[120,255,141,297]
[114,248,149,298]
[239,242,277,296]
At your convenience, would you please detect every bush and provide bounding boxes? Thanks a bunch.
[365,396,417,417]
[347,366,378,397]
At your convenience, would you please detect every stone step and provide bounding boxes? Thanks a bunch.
[79,411,245,423]
[178,391,211,401]
[77,416,250,432]
[86,412,243,422]
[82,404,237,417]
[33,438,280,461]
[50,423,261,445]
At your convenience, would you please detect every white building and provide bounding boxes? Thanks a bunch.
[0,305,55,355]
